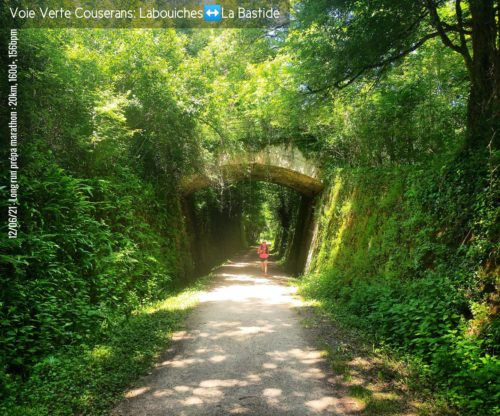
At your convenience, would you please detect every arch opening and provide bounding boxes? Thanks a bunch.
[180,145,323,275]
[182,179,320,277]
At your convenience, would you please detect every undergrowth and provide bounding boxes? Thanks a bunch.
[1,276,210,416]
[302,152,499,415]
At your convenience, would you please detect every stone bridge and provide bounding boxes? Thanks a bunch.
[180,145,323,197]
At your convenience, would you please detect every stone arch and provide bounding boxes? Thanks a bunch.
[180,145,323,197]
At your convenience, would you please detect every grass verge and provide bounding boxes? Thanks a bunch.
[3,276,212,416]
[291,279,458,416]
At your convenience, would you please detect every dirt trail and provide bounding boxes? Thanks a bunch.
[112,250,361,415]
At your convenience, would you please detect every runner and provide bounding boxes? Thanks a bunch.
[257,241,270,275]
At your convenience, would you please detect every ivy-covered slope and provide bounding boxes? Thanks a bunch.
[302,154,499,414]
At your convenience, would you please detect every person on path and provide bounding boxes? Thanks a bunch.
[257,241,270,275]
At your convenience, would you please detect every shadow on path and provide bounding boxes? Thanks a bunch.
[112,250,362,415]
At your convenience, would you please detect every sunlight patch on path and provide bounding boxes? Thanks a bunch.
[113,252,363,416]
[199,273,302,308]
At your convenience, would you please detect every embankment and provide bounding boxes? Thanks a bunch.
[300,156,499,414]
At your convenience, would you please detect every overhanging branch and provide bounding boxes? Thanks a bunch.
[425,0,469,57]
[305,31,441,94]
[455,0,473,71]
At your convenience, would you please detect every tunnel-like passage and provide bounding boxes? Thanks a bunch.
[181,146,323,276]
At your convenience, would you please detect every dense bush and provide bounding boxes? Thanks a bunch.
[0,148,186,385]
[1,282,205,416]
[301,152,500,414]
[0,28,201,393]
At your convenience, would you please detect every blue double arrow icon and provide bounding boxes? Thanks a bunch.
[204,5,222,21]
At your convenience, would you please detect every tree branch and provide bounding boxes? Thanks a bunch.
[304,1,476,95]
[425,0,469,57]
[196,115,227,147]
[496,0,500,49]
[305,31,441,94]
[441,21,472,35]
[455,0,473,71]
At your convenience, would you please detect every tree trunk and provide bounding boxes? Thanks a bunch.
[466,0,499,151]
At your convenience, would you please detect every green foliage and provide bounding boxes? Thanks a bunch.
[1,28,198,406]
[300,153,499,414]
[0,148,183,373]
[288,38,468,165]
[292,0,427,90]
[0,282,206,416]
[1,5,498,414]
[237,182,302,249]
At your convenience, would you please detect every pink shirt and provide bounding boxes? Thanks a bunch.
[259,243,269,259]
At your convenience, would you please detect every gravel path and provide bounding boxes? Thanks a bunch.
[112,250,360,415]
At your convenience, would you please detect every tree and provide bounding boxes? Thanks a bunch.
[294,0,499,151]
